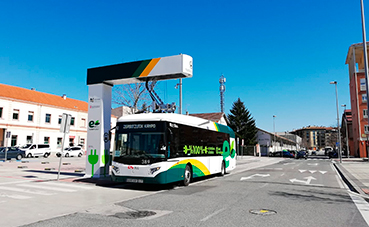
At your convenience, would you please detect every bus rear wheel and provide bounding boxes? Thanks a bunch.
[183,165,192,186]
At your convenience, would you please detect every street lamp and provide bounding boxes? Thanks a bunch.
[341,104,350,158]
[273,115,278,156]
[175,79,182,114]
[330,81,342,163]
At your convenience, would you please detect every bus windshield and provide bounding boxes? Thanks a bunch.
[113,124,167,164]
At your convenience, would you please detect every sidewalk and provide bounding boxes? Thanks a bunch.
[333,158,369,196]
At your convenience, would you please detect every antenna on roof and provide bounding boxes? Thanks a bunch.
[219,74,226,113]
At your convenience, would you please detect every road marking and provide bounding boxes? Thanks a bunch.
[280,173,285,176]
[17,184,77,192]
[0,186,55,195]
[240,174,270,181]
[349,193,369,226]
[41,182,93,190]
[319,171,327,174]
[0,180,33,185]
[283,163,294,165]
[308,163,318,166]
[0,193,32,200]
[289,176,316,184]
[299,170,306,173]
[309,170,317,174]
[335,175,344,189]
[200,208,226,222]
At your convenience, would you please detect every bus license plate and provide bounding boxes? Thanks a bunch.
[126,178,144,183]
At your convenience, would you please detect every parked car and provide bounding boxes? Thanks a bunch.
[328,150,338,158]
[296,151,307,159]
[269,150,294,158]
[19,144,51,158]
[0,147,25,160]
[56,147,84,157]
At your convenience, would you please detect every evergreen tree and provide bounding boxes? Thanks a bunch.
[228,98,258,145]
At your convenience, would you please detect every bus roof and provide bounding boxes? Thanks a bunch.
[117,113,235,138]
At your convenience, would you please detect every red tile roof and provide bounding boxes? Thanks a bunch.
[0,83,88,112]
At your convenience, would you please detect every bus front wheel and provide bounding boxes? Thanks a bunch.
[183,165,192,186]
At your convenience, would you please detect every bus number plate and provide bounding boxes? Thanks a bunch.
[126,178,144,183]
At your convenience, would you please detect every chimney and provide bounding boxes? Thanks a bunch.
[62,94,67,100]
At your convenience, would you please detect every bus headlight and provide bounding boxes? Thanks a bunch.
[112,165,120,174]
[150,167,161,174]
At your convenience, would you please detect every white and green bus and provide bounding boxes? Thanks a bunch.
[111,113,236,186]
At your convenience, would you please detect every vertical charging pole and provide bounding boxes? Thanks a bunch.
[57,113,71,181]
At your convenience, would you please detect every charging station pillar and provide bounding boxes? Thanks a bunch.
[85,83,112,178]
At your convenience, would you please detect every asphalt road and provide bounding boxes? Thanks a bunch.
[22,158,369,227]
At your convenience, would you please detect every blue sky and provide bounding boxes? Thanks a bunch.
[0,0,363,132]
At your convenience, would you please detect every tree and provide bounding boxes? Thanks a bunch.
[112,81,157,114]
[228,98,258,145]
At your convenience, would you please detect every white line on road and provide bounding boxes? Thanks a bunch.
[0,193,32,200]
[308,163,318,166]
[309,170,317,174]
[299,170,307,173]
[17,184,77,192]
[349,193,369,226]
[0,186,55,195]
[335,175,344,189]
[41,182,94,190]
[0,180,33,186]
[200,208,226,222]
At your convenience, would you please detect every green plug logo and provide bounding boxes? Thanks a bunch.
[88,149,99,177]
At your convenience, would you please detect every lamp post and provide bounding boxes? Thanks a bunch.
[341,104,350,158]
[175,79,182,114]
[330,81,342,163]
[361,0,369,159]
[273,115,278,156]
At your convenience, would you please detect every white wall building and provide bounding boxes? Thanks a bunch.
[0,83,117,153]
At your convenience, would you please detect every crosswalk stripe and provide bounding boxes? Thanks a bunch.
[41,182,93,190]
[0,186,55,196]
[0,193,32,200]
[17,184,77,192]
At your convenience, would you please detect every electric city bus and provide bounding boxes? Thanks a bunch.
[111,113,236,186]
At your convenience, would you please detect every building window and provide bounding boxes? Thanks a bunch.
[0,107,3,118]
[28,111,34,122]
[81,118,86,128]
[57,137,62,148]
[365,125,369,134]
[69,137,74,146]
[26,136,33,144]
[70,117,75,126]
[44,137,50,144]
[361,78,366,91]
[80,138,85,146]
[58,116,62,124]
[365,109,368,118]
[363,94,367,103]
[11,135,17,146]
[45,114,51,123]
[13,109,19,120]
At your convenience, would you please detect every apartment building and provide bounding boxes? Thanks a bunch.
[292,126,338,150]
[346,43,369,157]
[0,83,117,152]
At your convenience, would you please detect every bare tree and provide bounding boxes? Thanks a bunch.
[112,81,157,114]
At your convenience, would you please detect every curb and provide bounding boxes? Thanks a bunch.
[333,162,367,197]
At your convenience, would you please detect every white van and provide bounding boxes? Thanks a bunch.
[20,144,51,158]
